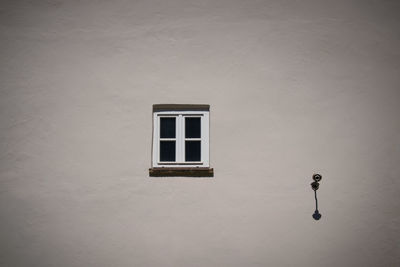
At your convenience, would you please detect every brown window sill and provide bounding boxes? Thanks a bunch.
[149,167,214,177]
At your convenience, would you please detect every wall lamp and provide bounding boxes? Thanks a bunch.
[311,174,322,220]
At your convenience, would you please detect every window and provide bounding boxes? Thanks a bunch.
[149,104,213,177]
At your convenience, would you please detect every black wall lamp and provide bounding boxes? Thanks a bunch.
[311,174,322,220]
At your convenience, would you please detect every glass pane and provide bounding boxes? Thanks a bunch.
[160,141,175,161]
[185,117,201,138]
[185,141,201,161]
[160,117,175,138]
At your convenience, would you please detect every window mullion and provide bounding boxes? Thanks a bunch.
[182,115,186,162]
[177,115,184,162]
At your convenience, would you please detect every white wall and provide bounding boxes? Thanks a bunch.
[1,0,399,266]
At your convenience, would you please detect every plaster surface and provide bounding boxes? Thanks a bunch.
[1,0,400,266]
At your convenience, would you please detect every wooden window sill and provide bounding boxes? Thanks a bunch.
[149,167,214,177]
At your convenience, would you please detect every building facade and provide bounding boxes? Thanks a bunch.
[1,0,400,266]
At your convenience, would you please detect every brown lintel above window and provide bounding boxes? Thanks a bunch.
[149,167,214,177]
[153,104,210,112]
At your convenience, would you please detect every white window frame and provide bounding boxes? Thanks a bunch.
[152,110,209,168]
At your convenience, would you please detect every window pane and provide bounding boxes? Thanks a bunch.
[185,117,201,138]
[160,141,175,161]
[160,117,175,138]
[185,141,201,161]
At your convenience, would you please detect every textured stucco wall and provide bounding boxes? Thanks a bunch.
[1,1,400,266]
